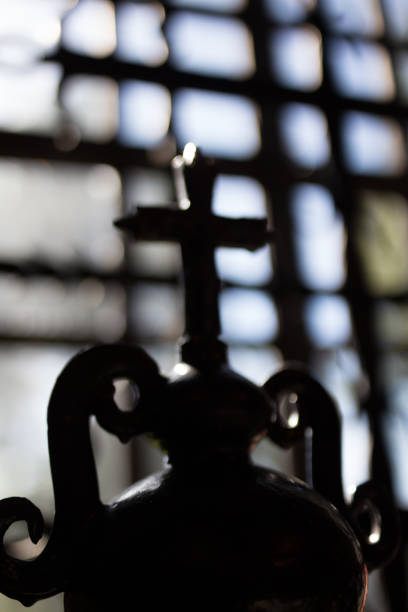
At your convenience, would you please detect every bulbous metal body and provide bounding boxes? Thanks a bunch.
[66,461,367,611]
[60,357,369,612]
[0,343,397,611]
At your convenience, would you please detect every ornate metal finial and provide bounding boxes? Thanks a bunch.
[0,147,399,611]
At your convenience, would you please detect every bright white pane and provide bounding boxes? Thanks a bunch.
[213,175,267,218]
[173,89,260,159]
[131,242,181,276]
[166,12,255,79]
[167,0,247,12]
[131,284,183,340]
[0,0,68,66]
[264,0,316,23]
[0,160,123,270]
[216,246,273,286]
[305,295,352,348]
[280,104,331,168]
[220,288,278,343]
[62,75,118,142]
[228,345,283,385]
[0,277,126,342]
[321,0,384,35]
[270,26,322,91]
[329,40,395,101]
[116,2,168,66]
[124,168,173,207]
[342,112,405,175]
[291,183,346,290]
[62,0,116,58]
[0,63,61,134]
[119,81,171,147]
[0,345,74,514]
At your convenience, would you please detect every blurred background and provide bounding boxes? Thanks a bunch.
[0,0,407,609]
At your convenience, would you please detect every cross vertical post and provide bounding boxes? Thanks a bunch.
[171,144,225,368]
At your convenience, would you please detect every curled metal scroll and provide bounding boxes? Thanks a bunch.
[263,364,399,571]
[0,344,167,606]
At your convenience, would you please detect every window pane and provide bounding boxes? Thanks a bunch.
[0,341,132,510]
[131,284,184,341]
[0,0,66,66]
[119,81,171,148]
[220,288,279,343]
[62,0,116,58]
[270,26,322,91]
[313,350,371,498]
[166,12,255,79]
[355,191,408,294]
[305,295,352,348]
[0,345,74,515]
[291,183,346,290]
[0,160,123,270]
[123,168,180,276]
[61,75,118,142]
[0,277,126,342]
[216,245,273,286]
[173,89,261,159]
[213,175,272,285]
[264,0,316,23]
[124,168,174,207]
[0,63,61,135]
[382,354,408,508]
[167,0,247,12]
[213,175,268,218]
[342,112,405,175]
[376,301,408,348]
[141,342,179,376]
[328,39,395,101]
[116,2,168,66]
[280,104,331,168]
[382,0,408,41]
[321,0,384,35]
[395,51,408,103]
[131,242,181,277]
[228,345,282,384]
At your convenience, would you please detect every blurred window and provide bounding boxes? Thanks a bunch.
[1,2,408,610]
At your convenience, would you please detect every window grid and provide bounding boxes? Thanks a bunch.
[1,2,408,609]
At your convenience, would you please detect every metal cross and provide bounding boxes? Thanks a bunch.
[116,143,272,369]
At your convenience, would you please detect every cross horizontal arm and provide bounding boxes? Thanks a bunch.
[115,207,273,252]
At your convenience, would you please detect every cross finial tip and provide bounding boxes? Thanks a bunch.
[182,142,198,166]
[171,143,199,171]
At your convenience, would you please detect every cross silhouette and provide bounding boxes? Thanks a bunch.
[116,144,272,369]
